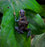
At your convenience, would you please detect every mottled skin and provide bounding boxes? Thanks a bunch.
[15,9,31,38]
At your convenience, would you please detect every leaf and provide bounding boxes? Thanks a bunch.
[40,5,45,18]
[0,0,44,47]
[31,33,45,47]
[1,3,31,47]
[1,6,17,47]
[25,9,45,35]
[0,0,43,14]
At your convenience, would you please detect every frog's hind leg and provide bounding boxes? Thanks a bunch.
[27,28,31,38]
[15,26,24,34]
[25,28,31,38]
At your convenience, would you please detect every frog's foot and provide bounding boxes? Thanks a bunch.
[27,30,31,38]
[19,30,24,34]
[15,27,24,34]
[25,28,31,38]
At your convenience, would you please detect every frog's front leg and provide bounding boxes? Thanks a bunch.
[15,26,24,34]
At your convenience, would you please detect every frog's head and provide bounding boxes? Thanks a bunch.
[19,9,25,17]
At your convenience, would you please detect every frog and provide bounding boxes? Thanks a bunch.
[14,9,31,38]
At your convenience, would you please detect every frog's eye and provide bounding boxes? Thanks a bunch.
[23,11,25,13]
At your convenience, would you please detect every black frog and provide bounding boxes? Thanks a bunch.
[14,9,31,38]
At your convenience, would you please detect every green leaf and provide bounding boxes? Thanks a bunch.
[1,4,31,47]
[1,7,17,47]
[31,33,45,47]
[0,0,44,47]
[25,9,45,35]
[40,5,45,18]
[0,0,43,14]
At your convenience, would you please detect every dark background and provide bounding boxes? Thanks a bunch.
[36,0,45,4]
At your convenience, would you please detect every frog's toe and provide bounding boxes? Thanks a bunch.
[20,31,24,34]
